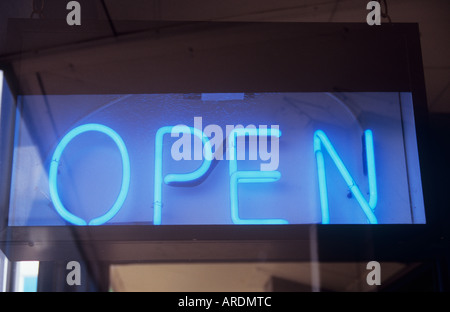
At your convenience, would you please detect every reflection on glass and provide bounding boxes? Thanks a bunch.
[8,92,425,226]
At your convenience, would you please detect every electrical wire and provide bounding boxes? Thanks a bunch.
[381,0,393,23]
[30,0,45,19]
[325,92,364,133]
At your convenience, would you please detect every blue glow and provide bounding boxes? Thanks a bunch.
[314,130,378,224]
[9,92,426,226]
[154,126,213,225]
[364,130,378,209]
[316,151,330,224]
[228,128,281,176]
[228,128,287,224]
[49,123,131,225]
[230,171,287,224]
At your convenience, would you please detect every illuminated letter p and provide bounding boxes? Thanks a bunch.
[153,126,212,225]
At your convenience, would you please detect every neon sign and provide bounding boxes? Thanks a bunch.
[314,129,377,224]
[49,124,131,225]
[153,125,213,225]
[49,122,290,225]
[47,123,373,225]
[8,93,426,226]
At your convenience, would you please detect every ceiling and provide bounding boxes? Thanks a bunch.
[0,0,449,113]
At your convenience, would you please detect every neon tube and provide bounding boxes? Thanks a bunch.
[364,130,378,209]
[314,129,377,224]
[228,128,287,224]
[49,123,130,225]
[228,128,281,176]
[153,126,213,225]
[230,171,287,224]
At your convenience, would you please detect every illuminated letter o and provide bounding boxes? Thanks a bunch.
[49,123,130,225]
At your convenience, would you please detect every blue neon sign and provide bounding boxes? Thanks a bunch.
[49,123,130,225]
[314,129,377,224]
[228,128,288,225]
[8,92,426,226]
[154,126,213,225]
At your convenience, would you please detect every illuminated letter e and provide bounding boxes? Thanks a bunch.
[366,1,381,26]
[66,1,81,26]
